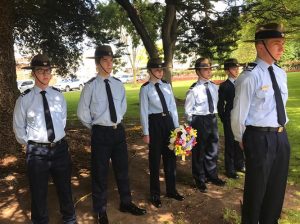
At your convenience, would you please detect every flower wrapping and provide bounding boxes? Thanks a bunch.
[168,124,197,161]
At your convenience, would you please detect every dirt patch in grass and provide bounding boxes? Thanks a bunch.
[0,125,299,224]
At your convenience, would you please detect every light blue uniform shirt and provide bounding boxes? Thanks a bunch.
[139,80,179,135]
[184,80,219,122]
[77,75,127,129]
[231,58,289,142]
[13,86,67,144]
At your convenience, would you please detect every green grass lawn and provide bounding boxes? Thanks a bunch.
[64,73,300,184]
[64,73,300,223]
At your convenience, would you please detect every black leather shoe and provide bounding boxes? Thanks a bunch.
[97,212,109,224]
[196,182,207,193]
[226,172,239,179]
[209,177,226,186]
[166,192,184,201]
[120,202,146,216]
[150,196,162,208]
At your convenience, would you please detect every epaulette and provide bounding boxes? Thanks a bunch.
[21,89,31,97]
[161,79,168,84]
[85,77,96,85]
[141,81,149,87]
[113,77,121,82]
[244,63,257,71]
[274,63,281,68]
[51,86,61,92]
[189,82,197,89]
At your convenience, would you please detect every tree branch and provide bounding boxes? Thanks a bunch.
[115,0,159,58]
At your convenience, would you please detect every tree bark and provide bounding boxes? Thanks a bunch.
[116,0,159,59]
[162,1,178,83]
[0,0,20,157]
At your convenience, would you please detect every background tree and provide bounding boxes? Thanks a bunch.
[87,1,159,84]
[89,0,243,83]
[231,0,300,65]
[0,0,95,156]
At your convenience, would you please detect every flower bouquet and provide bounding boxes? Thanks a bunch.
[168,124,197,161]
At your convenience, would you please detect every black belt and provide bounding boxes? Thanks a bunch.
[193,114,216,118]
[93,123,122,130]
[246,126,285,133]
[28,138,66,148]
[149,112,170,118]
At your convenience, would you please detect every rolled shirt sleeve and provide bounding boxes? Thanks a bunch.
[139,86,149,135]
[169,84,179,128]
[231,74,254,142]
[184,89,195,123]
[77,84,93,129]
[13,97,28,144]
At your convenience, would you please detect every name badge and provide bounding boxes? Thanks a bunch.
[261,85,269,91]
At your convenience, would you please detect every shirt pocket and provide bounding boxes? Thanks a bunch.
[90,94,107,117]
[51,103,64,122]
[195,92,206,105]
[254,88,274,110]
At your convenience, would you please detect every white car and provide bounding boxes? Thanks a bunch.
[17,79,35,93]
[116,74,133,83]
[53,78,84,92]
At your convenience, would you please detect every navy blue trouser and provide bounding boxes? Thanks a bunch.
[241,128,290,224]
[223,118,245,174]
[91,124,132,214]
[26,140,76,224]
[191,114,219,184]
[148,113,176,197]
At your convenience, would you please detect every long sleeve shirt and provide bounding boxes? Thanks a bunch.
[13,86,67,144]
[139,80,179,135]
[77,75,127,129]
[231,58,288,142]
[184,80,219,122]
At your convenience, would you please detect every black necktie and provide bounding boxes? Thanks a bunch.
[154,82,169,114]
[268,66,286,126]
[204,82,214,113]
[40,91,55,142]
[104,79,117,123]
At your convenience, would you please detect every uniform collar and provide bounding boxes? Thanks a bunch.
[97,74,112,82]
[198,79,210,85]
[150,79,163,85]
[33,86,51,95]
[256,57,275,70]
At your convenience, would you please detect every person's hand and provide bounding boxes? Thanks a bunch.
[239,141,244,150]
[143,135,150,144]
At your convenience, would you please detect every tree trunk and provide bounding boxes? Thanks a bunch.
[116,0,159,59]
[0,0,20,157]
[162,1,178,84]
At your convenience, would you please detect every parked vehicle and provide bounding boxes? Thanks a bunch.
[53,78,84,92]
[118,74,133,83]
[137,72,148,81]
[17,79,35,93]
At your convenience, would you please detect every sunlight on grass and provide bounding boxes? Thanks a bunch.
[62,72,300,223]
[223,208,241,224]
[63,73,300,186]
[279,209,300,224]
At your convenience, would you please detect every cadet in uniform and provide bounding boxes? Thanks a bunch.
[139,58,184,208]
[77,45,146,224]
[217,58,245,179]
[185,58,225,193]
[13,54,77,223]
[231,23,290,224]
